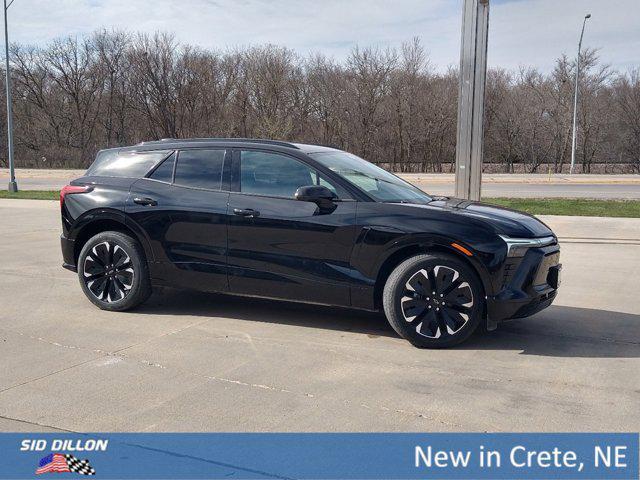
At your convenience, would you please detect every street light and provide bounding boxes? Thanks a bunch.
[569,13,591,175]
[3,0,16,191]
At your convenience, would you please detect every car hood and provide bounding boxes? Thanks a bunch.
[399,197,555,238]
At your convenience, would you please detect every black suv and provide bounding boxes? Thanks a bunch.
[60,138,561,348]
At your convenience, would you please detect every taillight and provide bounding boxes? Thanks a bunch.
[60,185,91,208]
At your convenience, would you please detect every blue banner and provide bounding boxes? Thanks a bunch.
[0,433,637,479]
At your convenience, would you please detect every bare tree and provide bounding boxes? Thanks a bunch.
[2,30,637,174]
[346,46,397,160]
[612,69,640,172]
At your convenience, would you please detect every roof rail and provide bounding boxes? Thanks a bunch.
[138,138,300,149]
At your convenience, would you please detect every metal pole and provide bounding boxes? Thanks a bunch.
[569,14,590,175]
[455,0,489,201]
[4,0,16,191]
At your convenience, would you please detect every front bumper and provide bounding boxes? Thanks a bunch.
[61,234,77,272]
[486,242,561,330]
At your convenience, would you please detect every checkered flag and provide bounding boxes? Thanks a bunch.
[65,454,96,476]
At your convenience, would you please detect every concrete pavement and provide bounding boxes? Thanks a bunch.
[2,169,640,199]
[0,199,638,432]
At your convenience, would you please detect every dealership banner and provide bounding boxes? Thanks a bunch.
[0,433,637,479]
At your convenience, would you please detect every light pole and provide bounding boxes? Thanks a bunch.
[3,0,16,191]
[569,13,591,175]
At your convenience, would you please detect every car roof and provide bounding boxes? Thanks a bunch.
[111,138,343,155]
[291,143,342,154]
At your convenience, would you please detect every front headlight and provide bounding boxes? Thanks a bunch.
[499,235,556,257]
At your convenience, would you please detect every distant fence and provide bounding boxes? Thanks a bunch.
[376,162,640,174]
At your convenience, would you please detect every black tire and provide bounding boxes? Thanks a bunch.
[383,253,483,348]
[77,231,151,311]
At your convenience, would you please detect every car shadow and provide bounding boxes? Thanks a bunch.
[465,305,640,358]
[139,288,396,338]
[137,289,640,358]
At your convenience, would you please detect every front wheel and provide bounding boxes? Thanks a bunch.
[383,253,483,348]
[77,231,151,311]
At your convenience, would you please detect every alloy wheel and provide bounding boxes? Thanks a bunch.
[400,265,474,339]
[83,241,134,303]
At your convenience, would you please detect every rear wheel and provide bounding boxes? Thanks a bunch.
[77,231,151,311]
[383,253,483,348]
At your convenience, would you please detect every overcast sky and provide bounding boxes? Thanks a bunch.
[5,0,640,73]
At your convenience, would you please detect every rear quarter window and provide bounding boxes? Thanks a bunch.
[86,150,172,178]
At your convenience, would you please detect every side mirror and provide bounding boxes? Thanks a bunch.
[294,185,338,211]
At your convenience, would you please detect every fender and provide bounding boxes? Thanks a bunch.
[372,232,495,298]
[68,208,155,264]
[349,225,497,311]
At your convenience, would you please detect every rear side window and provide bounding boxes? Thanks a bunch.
[86,150,171,178]
[174,149,225,190]
[149,152,176,183]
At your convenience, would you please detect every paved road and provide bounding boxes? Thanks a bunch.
[2,170,640,199]
[0,199,639,432]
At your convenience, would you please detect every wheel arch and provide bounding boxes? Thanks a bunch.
[71,211,153,265]
[373,242,490,311]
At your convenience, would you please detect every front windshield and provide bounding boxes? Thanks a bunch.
[310,151,432,204]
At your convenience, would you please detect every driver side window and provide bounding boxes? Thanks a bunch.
[240,151,344,198]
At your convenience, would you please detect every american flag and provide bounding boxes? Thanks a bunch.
[36,454,70,475]
[36,453,96,476]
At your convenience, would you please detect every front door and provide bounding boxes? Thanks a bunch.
[227,149,358,307]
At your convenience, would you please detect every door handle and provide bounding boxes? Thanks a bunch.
[133,197,158,206]
[233,208,260,218]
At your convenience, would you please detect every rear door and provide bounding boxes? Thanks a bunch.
[226,149,358,306]
[126,148,231,292]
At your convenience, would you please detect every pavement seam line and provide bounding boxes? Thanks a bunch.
[110,318,214,354]
[113,350,463,428]
[0,356,102,395]
[0,414,76,433]
[0,320,216,394]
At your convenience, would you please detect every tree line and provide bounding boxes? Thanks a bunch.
[1,31,638,173]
